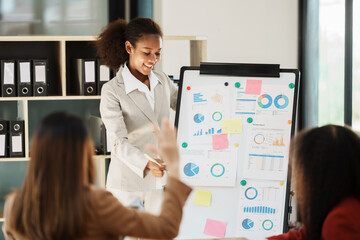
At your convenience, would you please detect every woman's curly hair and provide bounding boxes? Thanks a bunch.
[96,18,162,72]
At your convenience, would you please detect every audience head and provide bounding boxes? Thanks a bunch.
[290,124,360,240]
[9,111,95,239]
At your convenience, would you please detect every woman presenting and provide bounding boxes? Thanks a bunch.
[97,17,178,214]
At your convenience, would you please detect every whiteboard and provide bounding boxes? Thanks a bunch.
[175,66,299,240]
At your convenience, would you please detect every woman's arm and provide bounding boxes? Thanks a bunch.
[94,119,191,239]
[94,176,191,239]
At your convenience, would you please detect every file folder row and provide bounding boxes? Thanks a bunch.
[0,59,48,97]
[72,58,114,96]
[0,119,25,158]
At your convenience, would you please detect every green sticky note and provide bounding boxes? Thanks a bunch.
[194,190,212,206]
[221,118,243,134]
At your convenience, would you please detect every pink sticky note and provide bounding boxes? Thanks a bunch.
[203,218,227,237]
[245,79,262,95]
[212,134,228,150]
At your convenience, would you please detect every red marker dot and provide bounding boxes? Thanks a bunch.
[186,86,191,90]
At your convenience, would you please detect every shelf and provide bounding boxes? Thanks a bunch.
[0,35,207,216]
[0,36,97,41]
[163,35,207,41]
[94,155,111,159]
[0,158,29,162]
[0,35,204,41]
[0,155,109,162]
[0,96,101,101]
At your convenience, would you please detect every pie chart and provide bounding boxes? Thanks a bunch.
[258,94,272,109]
[262,220,274,231]
[274,94,289,109]
[210,163,225,177]
[245,187,258,200]
[193,113,205,123]
[183,162,200,177]
[254,134,265,144]
[242,218,254,230]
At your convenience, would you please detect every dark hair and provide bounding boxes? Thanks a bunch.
[96,17,163,72]
[291,125,360,240]
[9,112,95,240]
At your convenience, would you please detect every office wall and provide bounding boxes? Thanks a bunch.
[153,0,299,79]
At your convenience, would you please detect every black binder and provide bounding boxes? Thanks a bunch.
[74,58,97,95]
[0,120,9,158]
[17,60,32,96]
[97,61,112,95]
[9,120,25,157]
[32,59,48,96]
[101,124,111,155]
[1,60,16,97]
[89,116,103,155]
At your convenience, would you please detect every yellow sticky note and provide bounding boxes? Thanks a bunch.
[194,190,212,206]
[221,118,243,134]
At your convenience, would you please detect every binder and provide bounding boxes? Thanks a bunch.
[97,61,112,95]
[74,58,97,95]
[1,60,16,97]
[0,120,9,158]
[9,120,25,157]
[32,59,48,96]
[17,60,32,96]
[89,116,103,155]
[101,124,111,155]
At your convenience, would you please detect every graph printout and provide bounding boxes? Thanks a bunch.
[176,69,298,240]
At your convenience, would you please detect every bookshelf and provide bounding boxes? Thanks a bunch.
[0,35,207,229]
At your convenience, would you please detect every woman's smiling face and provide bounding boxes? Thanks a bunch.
[126,34,162,81]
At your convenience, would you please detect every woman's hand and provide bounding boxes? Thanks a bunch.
[146,158,166,177]
[147,118,179,178]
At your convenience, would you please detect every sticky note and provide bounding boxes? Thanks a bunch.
[203,218,227,237]
[221,119,243,134]
[245,79,262,95]
[194,190,212,206]
[212,134,228,150]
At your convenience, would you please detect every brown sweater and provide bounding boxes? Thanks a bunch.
[2,177,192,240]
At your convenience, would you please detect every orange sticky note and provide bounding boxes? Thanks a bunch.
[245,79,262,95]
[212,134,228,150]
[203,218,227,237]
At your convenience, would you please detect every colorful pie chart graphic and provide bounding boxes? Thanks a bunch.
[254,134,265,144]
[258,94,272,108]
[212,111,223,121]
[193,113,205,123]
[262,220,274,231]
[274,94,289,109]
[183,163,200,177]
[242,218,254,230]
[210,163,225,177]
[245,187,258,200]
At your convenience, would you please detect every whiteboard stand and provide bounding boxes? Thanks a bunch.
[175,62,300,240]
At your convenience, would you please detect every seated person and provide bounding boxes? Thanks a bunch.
[268,125,360,240]
[2,112,191,240]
